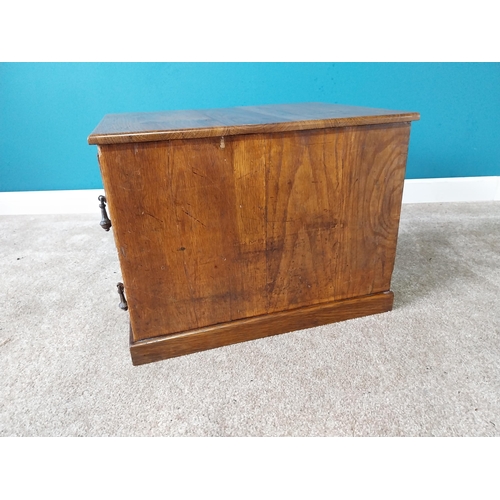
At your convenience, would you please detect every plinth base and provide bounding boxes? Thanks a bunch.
[129,291,394,366]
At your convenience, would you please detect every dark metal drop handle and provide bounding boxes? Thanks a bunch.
[98,195,112,231]
[117,283,128,311]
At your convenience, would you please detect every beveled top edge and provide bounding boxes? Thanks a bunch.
[88,102,420,145]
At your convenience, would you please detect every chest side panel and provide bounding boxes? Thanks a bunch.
[98,123,410,341]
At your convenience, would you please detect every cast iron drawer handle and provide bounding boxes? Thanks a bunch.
[98,195,112,231]
[117,282,128,311]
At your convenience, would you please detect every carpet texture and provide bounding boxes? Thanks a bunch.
[1,202,499,436]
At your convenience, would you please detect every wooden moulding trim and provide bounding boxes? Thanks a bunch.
[129,291,394,366]
[88,115,419,145]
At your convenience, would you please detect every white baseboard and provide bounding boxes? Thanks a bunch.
[0,177,499,215]
[0,189,103,215]
[402,176,500,204]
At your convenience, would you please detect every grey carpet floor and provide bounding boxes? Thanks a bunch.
[1,202,499,436]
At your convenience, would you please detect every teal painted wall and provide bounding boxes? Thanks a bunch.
[1,63,499,192]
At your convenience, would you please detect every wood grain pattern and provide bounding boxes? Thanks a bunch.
[88,102,419,144]
[129,291,394,365]
[97,122,411,343]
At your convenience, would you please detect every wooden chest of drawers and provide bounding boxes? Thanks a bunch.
[88,102,419,365]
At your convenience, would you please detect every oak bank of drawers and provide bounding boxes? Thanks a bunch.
[88,102,419,365]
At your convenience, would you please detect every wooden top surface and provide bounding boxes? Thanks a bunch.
[88,102,420,145]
